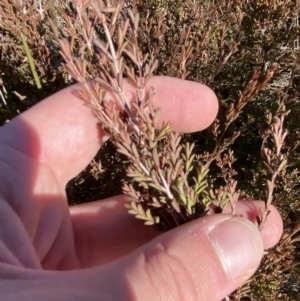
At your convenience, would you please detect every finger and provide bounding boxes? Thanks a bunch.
[148,76,219,132]
[0,76,218,186]
[0,214,263,301]
[70,197,282,267]
[100,214,264,301]
[70,195,160,267]
[231,200,283,249]
[0,211,276,301]
[0,212,262,301]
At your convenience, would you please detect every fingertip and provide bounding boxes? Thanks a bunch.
[149,76,219,133]
[117,214,263,301]
[260,205,283,248]
[234,200,283,249]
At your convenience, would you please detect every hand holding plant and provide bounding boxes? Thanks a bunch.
[0,74,282,301]
[53,0,243,230]
[53,0,285,235]
[0,0,296,299]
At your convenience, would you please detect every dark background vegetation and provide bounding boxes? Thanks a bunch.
[0,0,300,300]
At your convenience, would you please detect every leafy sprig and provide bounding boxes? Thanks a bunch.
[53,0,220,230]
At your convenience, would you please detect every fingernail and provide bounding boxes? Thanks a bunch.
[208,216,263,280]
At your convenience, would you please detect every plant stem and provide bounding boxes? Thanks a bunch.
[20,33,42,90]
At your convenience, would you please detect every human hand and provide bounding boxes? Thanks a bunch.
[0,76,282,301]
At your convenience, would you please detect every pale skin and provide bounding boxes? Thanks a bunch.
[0,76,283,301]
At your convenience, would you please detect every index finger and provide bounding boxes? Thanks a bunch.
[0,76,218,185]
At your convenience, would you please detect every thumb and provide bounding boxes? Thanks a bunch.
[105,214,263,301]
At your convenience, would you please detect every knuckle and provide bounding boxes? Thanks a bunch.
[141,242,199,301]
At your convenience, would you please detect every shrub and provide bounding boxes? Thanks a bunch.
[0,0,300,299]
